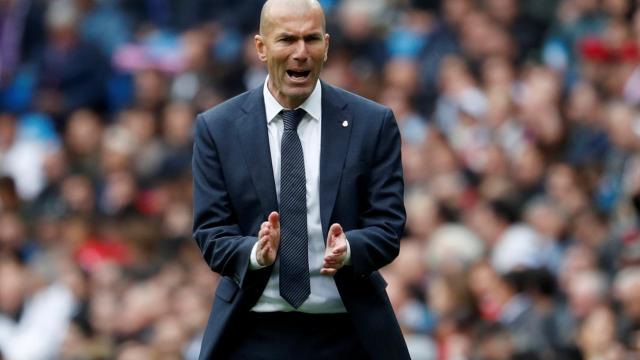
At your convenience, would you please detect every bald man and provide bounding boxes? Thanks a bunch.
[192,0,409,358]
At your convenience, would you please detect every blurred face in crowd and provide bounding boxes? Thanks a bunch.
[65,109,103,157]
[0,212,25,251]
[163,102,194,147]
[383,58,420,97]
[634,9,640,42]
[578,306,620,358]
[559,245,598,290]
[443,0,473,27]
[567,271,607,318]
[482,57,514,93]
[118,108,156,145]
[615,269,640,321]
[525,200,566,240]
[405,191,439,239]
[606,102,639,150]
[486,0,517,25]
[466,202,504,247]
[511,144,545,188]
[0,259,27,315]
[0,113,17,150]
[566,81,600,123]
[255,0,329,109]
[61,174,95,214]
[150,316,187,358]
[116,343,157,360]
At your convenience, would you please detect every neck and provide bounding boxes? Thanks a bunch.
[267,78,306,109]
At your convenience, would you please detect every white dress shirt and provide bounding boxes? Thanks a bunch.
[249,78,348,313]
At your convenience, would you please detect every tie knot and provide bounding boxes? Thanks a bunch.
[281,108,306,131]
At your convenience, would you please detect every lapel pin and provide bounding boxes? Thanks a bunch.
[342,120,349,128]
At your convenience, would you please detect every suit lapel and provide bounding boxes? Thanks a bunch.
[236,86,279,217]
[319,82,352,240]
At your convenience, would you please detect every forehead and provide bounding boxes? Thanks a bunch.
[266,6,325,36]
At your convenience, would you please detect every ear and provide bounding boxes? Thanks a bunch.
[323,33,330,62]
[255,34,268,63]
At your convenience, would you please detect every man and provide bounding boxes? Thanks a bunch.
[191,0,408,358]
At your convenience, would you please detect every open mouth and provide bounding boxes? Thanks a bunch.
[286,70,311,80]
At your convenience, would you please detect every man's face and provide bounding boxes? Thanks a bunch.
[255,5,329,109]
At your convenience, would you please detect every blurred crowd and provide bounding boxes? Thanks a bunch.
[1,0,640,359]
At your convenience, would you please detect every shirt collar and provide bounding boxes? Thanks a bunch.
[263,75,322,124]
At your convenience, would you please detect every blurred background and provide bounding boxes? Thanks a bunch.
[1,0,640,359]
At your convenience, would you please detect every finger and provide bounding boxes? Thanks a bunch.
[323,258,343,267]
[262,233,274,245]
[323,261,338,269]
[324,252,341,260]
[260,242,272,258]
[324,258,341,265]
[332,245,347,255]
[324,254,345,263]
[320,268,337,276]
[268,231,280,247]
[325,248,346,258]
[268,212,280,230]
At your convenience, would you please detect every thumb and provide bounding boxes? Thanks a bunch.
[330,223,343,236]
[328,223,342,247]
[269,211,280,229]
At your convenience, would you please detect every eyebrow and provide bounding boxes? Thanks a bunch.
[275,32,323,40]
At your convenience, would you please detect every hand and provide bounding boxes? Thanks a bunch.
[257,212,280,266]
[321,223,348,275]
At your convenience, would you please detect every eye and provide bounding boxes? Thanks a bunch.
[304,35,322,43]
[278,36,296,43]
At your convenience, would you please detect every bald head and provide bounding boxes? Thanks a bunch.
[259,0,326,36]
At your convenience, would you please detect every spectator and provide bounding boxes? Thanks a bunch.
[36,0,108,123]
[0,255,77,360]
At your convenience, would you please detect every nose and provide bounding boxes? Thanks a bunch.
[292,40,308,62]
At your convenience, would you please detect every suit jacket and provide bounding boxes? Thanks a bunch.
[192,81,409,359]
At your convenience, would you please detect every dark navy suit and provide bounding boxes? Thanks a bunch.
[192,81,409,359]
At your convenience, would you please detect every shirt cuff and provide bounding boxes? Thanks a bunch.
[249,241,267,270]
[344,238,352,266]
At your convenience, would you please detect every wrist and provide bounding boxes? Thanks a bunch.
[249,241,267,270]
[343,238,352,266]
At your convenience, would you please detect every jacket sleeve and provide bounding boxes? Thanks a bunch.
[191,114,262,287]
[344,108,406,278]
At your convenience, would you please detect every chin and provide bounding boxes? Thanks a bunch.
[284,87,313,101]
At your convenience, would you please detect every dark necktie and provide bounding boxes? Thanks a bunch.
[278,108,311,309]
